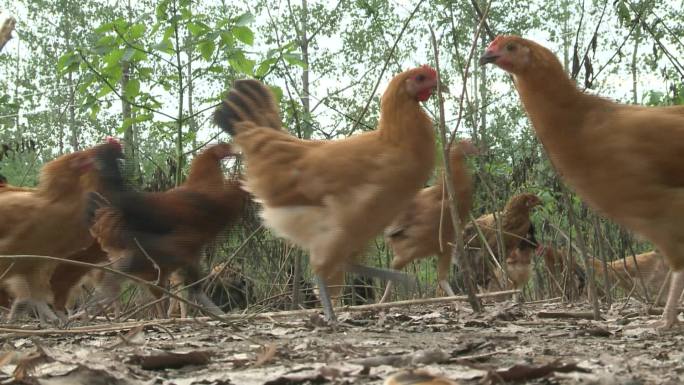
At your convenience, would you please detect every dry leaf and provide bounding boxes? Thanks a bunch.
[13,345,53,381]
[134,350,212,370]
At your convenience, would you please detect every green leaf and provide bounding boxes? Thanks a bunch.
[94,21,115,34]
[152,39,174,54]
[128,23,146,40]
[187,22,208,36]
[121,112,153,131]
[138,67,153,78]
[95,35,116,48]
[220,31,234,47]
[255,57,277,77]
[122,47,137,62]
[103,48,125,67]
[198,40,215,61]
[229,54,255,75]
[57,52,80,73]
[268,85,283,103]
[206,65,225,74]
[234,12,255,26]
[232,26,254,45]
[617,1,630,24]
[124,78,141,99]
[96,85,114,98]
[283,53,307,68]
[156,0,169,20]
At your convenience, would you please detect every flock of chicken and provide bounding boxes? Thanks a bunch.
[0,35,682,330]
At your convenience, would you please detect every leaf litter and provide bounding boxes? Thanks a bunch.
[0,300,683,384]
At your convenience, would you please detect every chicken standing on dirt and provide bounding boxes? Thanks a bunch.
[481,35,684,328]
[88,142,248,317]
[213,66,438,321]
[0,141,113,323]
[592,251,670,305]
[463,193,541,289]
[380,139,478,303]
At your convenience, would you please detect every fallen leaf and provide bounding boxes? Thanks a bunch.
[133,350,212,370]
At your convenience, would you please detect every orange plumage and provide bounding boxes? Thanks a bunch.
[88,142,248,316]
[463,193,541,289]
[0,142,112,322]
[481,35,684,328]
[381,139,478,302]
[214,67,438,320]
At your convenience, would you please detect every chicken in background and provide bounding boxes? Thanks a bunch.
[592,251,670,305]
[0,140,115,322]
[380,139,478,303]
[87,142,248,318]
[537,244,587,299]
[213,66,438,321]
[168,261,255,317]
[463,193,542,289]
[481,35,684,328]
[491,224,537,297]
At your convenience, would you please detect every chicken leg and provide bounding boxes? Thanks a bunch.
[315,275,337,322]
[660,270,684,329]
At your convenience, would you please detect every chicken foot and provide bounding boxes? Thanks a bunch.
[317,263,417,321]
[658,270,684,330]
[8,299,61,325]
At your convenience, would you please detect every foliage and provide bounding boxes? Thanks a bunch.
[0,0,682,305]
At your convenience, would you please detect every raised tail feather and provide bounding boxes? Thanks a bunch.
[213,79,282,135]
[94,140,127,194]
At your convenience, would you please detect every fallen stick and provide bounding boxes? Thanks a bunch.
[233,289,520,321]
[537,311,603,320]
[0,290,520,336]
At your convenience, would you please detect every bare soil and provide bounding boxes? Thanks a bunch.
[1,299,683,384]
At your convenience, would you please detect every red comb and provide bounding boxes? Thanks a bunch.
[487,35,505,50]
[421,64,437,77]
[106,136,122,150]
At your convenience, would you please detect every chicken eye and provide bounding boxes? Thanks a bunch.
[506,43,516,52]
[415,74,426,82]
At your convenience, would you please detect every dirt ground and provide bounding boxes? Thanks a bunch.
[1,299,683,385]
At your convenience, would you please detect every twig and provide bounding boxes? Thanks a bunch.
[0,255,229,327]
[349,0,425,134]
[235,289,520,321]
[537,311,603,320]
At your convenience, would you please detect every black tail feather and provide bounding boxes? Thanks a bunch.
[213,78,280,135]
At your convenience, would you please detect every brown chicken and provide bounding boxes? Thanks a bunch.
[496,227,537,292]
[592,251,670,305]
[0,141,113,322]
[537,244,587,298]
[463,193,541,289]
[88,142,248,317]
[50,242,109,314]
[213,66,438,321]
[481,35,684,328]
[380,139,478,302]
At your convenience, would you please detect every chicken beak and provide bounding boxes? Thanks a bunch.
[479,50,500,66]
